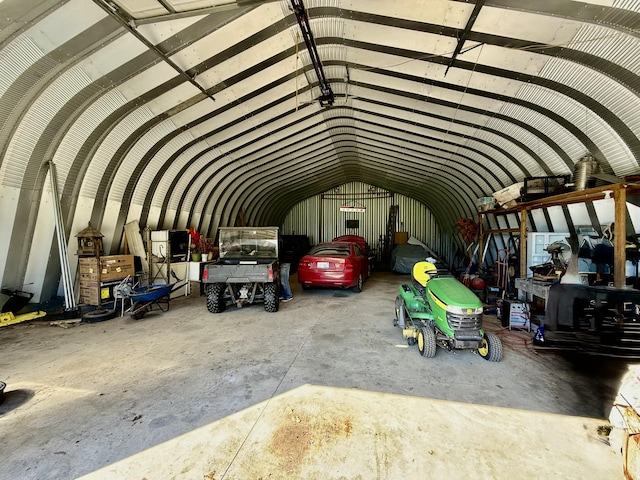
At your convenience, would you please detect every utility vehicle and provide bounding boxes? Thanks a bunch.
[202,227,280,313]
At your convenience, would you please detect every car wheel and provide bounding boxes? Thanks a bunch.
[417,326,437,358]
[301,283,310,290]
[206,283,226,313]
[263,282,279,312]
[478,332,503,362]
[352,273,363,293]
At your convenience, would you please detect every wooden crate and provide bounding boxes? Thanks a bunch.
[394,232,408,244]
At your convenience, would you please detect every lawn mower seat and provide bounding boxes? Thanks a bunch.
[412,261,438,295]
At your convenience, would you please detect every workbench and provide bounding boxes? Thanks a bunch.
[515,277,554,301]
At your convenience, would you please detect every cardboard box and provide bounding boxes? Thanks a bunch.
[476,197,495,212]
[100,255,135,281]
[79,272,99,285]
[492,182,523,207]
[80,286,100,306]
[79,257,99,274]
[394,232,408,245]
[80,270,99,281]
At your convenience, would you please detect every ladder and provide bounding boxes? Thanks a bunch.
[385,205,399,258]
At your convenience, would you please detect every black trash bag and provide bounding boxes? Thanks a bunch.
[0,288,33,313]
[578,238,593,259]
[592,242,614,265]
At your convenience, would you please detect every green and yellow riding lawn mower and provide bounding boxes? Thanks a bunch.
[394,261,503,361]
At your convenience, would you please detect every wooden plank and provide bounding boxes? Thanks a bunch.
[124,221,149,275]
[614,187,627,288]
[520,210,527,278]
[478,215,484,268]
[482,228,521,234]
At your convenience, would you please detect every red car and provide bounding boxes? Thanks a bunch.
[298,242,370,292]
[332,235,369,254]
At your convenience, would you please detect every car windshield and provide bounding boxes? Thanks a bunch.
[219,228,278,258]
[308,244,350,256]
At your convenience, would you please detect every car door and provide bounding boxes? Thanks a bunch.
[353,243,368,279]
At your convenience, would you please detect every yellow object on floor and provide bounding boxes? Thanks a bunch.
[0,310,46,327]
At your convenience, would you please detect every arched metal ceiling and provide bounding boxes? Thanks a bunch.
[1,0,640,300]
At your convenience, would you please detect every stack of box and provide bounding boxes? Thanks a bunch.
[76,223,105,306]
[78,255,134,306]
[79,257,101,305]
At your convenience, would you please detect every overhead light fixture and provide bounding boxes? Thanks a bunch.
[319,93,334,107]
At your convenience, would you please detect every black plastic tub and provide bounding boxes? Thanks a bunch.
[1,288,33,313]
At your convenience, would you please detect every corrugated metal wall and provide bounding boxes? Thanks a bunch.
[281,181,454,263]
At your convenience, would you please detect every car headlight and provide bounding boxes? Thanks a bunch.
[447,305,483,315]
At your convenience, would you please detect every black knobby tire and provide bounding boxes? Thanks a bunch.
[352,273,364,293]
[206,283,226,314]
[83,307,116,323]
[417,326,437,358]
[479,332,503,362]
[263,282,279,312]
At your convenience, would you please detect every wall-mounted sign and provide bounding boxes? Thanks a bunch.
[340,205,366,213]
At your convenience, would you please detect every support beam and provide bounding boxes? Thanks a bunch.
[94,0,216,102]
[478,214,484,269]
[519,209,527,279]
[132,0,275,25]
[494,183,638,213]
[614,187,627,288]
[155,0,176,14]
[445,0,485,76]
[482,228,521,234]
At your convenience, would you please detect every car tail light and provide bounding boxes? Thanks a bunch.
[267,265,274,282]
[203,268,208,281]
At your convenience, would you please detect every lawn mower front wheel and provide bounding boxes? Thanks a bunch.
[417,326,437,358]
[478,332,503,362]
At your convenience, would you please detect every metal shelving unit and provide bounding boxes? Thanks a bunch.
[478,181,639,289]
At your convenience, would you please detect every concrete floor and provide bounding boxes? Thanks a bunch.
[0,271,628,479]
